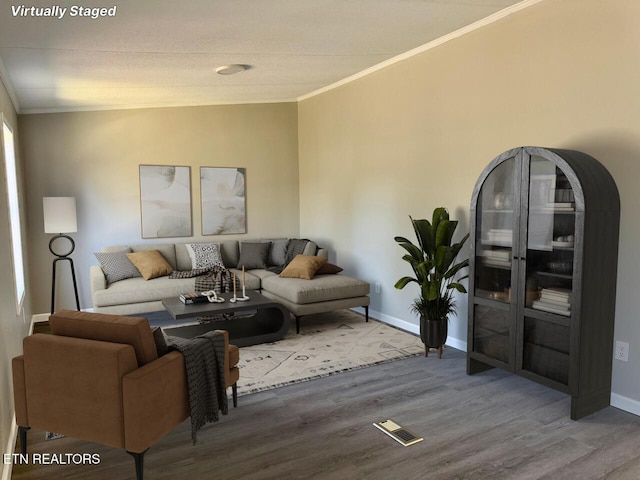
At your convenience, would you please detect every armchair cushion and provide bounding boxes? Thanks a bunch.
[50,310,158,366]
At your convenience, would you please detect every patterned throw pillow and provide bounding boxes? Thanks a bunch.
[94,250,141,284]
[186,243,224,270]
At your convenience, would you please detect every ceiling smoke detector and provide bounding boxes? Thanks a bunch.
[216,64,249,75]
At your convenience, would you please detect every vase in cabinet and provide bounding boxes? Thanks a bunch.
[467,146,620,420]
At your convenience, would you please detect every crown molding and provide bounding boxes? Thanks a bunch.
[18,97,297,115]
[298,0,545,102]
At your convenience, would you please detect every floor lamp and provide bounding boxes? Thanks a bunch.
[44,197,80,314]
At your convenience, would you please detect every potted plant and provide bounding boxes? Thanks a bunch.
[394,207,469,358]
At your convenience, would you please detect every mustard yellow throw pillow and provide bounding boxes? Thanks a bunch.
[126,250,174,280]
[279,255,328,280]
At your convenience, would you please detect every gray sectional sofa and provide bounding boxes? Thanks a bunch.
[90,239,370,332]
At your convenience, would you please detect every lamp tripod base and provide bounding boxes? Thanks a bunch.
[50,234,80,314]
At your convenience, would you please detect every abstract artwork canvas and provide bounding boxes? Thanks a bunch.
[139,165,192,238]
[201,167,246,235]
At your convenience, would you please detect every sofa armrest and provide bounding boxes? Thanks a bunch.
[90,265,107,301]
[122,351,189,453]
[12,356,28,427]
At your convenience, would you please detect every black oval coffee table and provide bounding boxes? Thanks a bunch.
[161,292,291,347]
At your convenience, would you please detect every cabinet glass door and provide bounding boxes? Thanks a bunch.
[521,155,575,385]
[474,158,517,302]
[472,157,517,364]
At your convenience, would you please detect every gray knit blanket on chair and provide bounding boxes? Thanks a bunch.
[168,330,229,444]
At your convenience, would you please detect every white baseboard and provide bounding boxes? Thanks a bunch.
[1,417,17,480]
[611,393,640,417]
[32,313,50,323]
[355,307,468,352]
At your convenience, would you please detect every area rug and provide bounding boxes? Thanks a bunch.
[235,310,423,396]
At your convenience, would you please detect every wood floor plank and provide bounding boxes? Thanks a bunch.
[11,348,640,480]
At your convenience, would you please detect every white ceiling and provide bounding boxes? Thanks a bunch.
[0,0,530,114]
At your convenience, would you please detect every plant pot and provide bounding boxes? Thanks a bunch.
[420,316,448,358]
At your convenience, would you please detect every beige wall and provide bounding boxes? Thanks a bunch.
[0,79,30,474]
[19,102,300,313]
[299,0,640,405]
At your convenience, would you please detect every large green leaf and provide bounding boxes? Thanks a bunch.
[411,217,433,256]
[394,276,417,289]
[396,241,423,262]
[444,259,469,279]
[448,282,468,293]
[431,208,449,247]
[435,245,455,275]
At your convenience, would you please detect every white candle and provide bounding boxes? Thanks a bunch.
[242,266,246,297]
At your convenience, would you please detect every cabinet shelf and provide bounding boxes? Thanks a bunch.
[468,146,620,420]
[536,271,573,280]
[522,307,571,327]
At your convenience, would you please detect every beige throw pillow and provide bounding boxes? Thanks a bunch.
[126,250,174,280]
[279,255,328,280]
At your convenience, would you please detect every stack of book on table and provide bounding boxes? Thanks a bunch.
[531,287,571,316]
[179,292,210,305]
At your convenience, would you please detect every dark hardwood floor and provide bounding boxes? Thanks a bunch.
[11,347,640,480]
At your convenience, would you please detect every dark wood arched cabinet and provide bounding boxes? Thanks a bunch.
[467,146,620,420]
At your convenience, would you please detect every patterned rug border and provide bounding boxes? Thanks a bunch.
[237,315,423,397]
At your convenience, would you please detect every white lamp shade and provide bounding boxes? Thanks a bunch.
[43,197,77,233]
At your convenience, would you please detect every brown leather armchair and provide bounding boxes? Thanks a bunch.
[12,310,240,480]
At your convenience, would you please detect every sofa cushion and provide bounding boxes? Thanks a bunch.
[93,276,196,307]
[127,250,174,280]
[262,274,370,305]
[94,250,141,284]
[185,242,224,269]
[279,255,327,280]
[228,269,261,291]
[237,242,270,269]
[49,310,158,366]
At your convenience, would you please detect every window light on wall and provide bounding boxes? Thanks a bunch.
[2,116,25,314]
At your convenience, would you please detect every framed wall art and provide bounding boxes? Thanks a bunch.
[139,165,192,238]
[200,167,246,235]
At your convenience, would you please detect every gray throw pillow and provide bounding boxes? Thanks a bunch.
[94,249,141,284]
[262,238,289,266]
[237,242,271,269]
